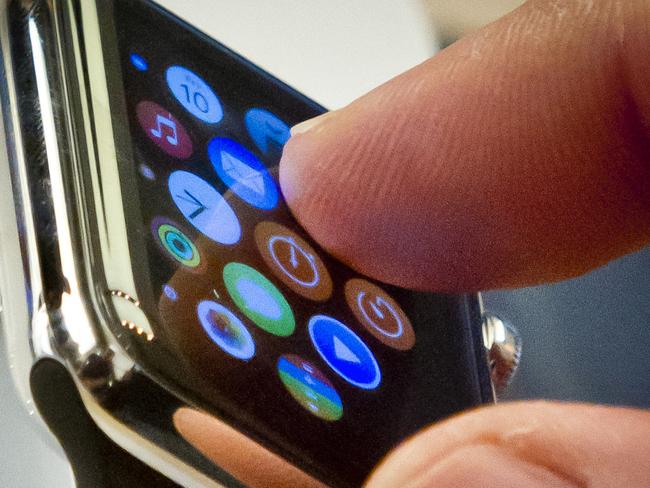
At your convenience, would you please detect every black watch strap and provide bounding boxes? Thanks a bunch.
[30,359,180,488]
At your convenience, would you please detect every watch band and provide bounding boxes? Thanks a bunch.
[30,359,180,488]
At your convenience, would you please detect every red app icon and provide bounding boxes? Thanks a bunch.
[136,100,193,159]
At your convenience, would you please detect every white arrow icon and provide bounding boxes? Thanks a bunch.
[168,170,241,245]
[221,150,266,195]
[333,336,361,364]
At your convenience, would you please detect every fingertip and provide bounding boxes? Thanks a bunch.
[289,111,336,137]
[173,408,327,488]
[365,402,650,488]
[278,128,314,209]
[367,444,577,488]
[279,0,650,292]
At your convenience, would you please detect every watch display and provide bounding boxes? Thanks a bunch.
[98,1,490,485]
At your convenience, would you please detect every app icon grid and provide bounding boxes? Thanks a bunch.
[131,58,416,423]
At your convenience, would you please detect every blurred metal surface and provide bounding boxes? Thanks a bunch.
[482,313,522,395]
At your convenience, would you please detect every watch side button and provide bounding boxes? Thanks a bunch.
[482,313,522,395]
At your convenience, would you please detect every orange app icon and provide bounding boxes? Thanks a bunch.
[254,221,332,301]
[345,279,415,351]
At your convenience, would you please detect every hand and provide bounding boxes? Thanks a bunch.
[277,0,650,486]
[281,1,650,292]
[173,1,649,486]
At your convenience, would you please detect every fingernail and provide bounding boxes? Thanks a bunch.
[290,111,334,136]
[368,445,577,488]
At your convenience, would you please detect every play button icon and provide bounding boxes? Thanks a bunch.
[333,337,361,364]
[308,315,381,390]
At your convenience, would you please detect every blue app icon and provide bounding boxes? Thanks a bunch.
[168,170,241,245]
[207,137,279,210]
[308,315,381,390]
[130,52,148,72]
[245,108,290,155]
[166,65,223,124]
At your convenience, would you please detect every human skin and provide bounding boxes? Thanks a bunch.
[176,1,650,486]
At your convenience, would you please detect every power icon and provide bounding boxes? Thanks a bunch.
[255,222,333,301]
[345,279,415,351]
[358,293,404,338]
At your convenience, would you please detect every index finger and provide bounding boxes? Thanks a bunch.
[280,0,650,291]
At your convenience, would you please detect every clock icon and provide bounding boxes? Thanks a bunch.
[268,235,319,288]
[254,221,332,302]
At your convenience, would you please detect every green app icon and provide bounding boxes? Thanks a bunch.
[223,262,295,337]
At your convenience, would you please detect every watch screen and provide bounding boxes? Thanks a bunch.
[97,0,491,485]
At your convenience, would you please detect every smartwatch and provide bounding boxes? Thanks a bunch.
[0,1,495,486]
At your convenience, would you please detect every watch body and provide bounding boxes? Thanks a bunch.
[0,1,494,486]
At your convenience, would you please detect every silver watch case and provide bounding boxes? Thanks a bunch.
[0,1,497,486]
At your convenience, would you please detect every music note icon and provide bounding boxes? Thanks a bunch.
[150,114,179,146]
[136,100,193,159]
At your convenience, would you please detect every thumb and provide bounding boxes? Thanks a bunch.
[365,401,650,488]
[280,0,650,291]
